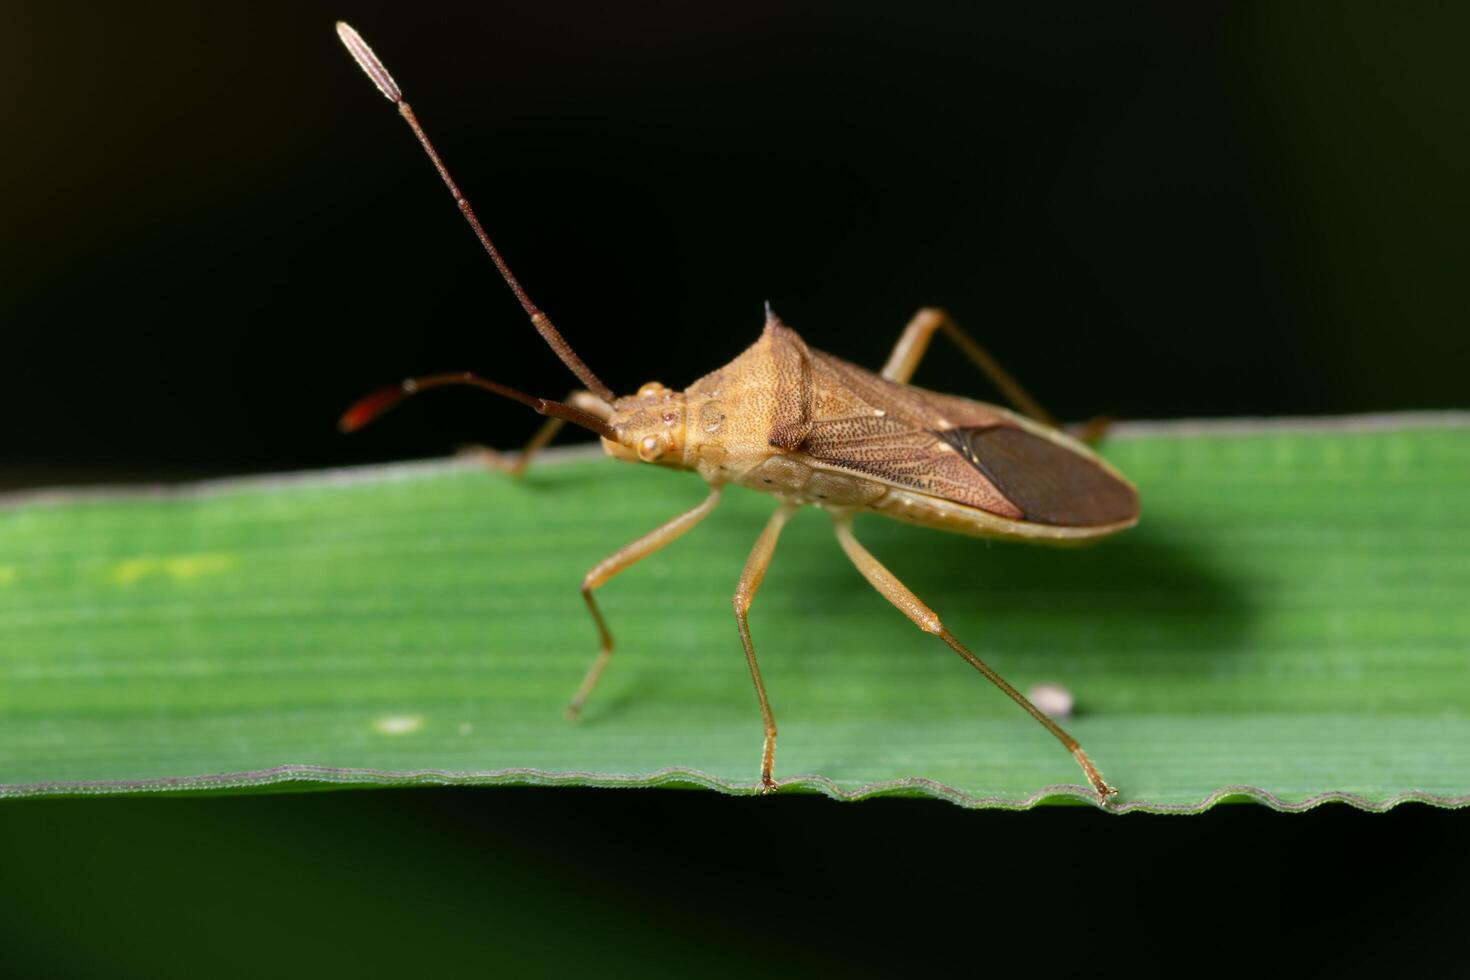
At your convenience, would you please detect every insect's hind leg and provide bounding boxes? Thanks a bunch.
[566,487,723,720]
[1067,415,1115,446]
[733,503,798,792]
[828,512,1116,803]
[881,308,1058,428]
[464,389,613,477]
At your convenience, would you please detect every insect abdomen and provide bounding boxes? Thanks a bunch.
[738,455,888,507]
[869,486,1134,544]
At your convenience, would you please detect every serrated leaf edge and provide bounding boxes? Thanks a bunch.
[2,765,1466,813]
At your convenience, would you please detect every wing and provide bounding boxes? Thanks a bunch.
[798,349,1138,528]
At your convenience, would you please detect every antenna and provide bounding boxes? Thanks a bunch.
[339,372,616,440]
[335,22,616,405]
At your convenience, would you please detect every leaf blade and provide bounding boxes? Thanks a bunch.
[2,414,1468,811]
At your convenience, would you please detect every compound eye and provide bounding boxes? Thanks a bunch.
[637,434,666,462]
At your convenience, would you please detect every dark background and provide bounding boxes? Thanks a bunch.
[5,1,1467,483]
[3,1,1466,971]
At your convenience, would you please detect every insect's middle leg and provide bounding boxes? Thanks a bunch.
[566,486,724,720]
[880,308,1057,428]
[733,503,798,792]
[829,513,1116,803]
[467,389,613,477]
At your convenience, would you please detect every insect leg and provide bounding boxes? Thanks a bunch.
[1067,415,1115,446]
[829,513,1116,803]
[733,503,799,792]
[465,390,614,477]
[566,486,723,720]
[880,308,1057,428]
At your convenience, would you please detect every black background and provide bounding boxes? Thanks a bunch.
[3,1,1467,971]
[5,1,1467,482]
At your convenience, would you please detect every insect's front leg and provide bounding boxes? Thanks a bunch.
[829,512,1117,804]
[566,486,724,720]
[732,503,798,793]
[465,390,613,477]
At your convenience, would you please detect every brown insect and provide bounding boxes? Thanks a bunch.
[335,23,1139,802]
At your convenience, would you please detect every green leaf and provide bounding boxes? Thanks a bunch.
[2,414,1467,811]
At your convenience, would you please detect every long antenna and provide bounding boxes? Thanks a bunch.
[339,372,616,440]
[335,22,615,405]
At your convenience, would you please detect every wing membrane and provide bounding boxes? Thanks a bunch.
[797,349,1136,527]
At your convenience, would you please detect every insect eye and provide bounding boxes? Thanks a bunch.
[637,434,666,462]
[662,412,677,424]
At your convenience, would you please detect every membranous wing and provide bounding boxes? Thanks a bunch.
[797,349,1138,528]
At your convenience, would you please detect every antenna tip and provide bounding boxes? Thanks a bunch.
[339,382,410,433]
[336,21,403,104]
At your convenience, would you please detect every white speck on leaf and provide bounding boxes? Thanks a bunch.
[1028,683,1074,720]
[373,714,424,736]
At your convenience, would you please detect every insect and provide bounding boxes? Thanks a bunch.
[335,23,1139,802]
